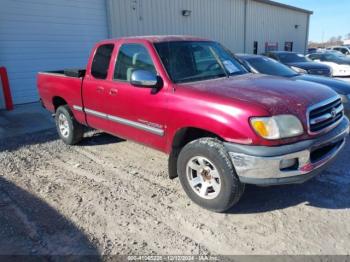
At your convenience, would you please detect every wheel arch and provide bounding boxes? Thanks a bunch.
[171,127,223,150]
[52,96,68,111]
[167,126,225,179]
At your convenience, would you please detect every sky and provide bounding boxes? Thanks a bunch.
[276,0,350,42]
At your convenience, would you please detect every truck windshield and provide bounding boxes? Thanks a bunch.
[154,41,247,83]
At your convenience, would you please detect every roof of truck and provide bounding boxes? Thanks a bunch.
[122,35,209,42]
[102,35,211,44]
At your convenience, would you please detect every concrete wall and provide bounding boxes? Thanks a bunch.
[0,0,109,104]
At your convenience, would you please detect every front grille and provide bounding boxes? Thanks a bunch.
[308,97,344,134]
[308,68,330,76]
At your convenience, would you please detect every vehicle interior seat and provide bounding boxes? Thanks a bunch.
[126,52,155,81]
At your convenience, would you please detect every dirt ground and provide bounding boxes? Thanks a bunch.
[0,129,349,256]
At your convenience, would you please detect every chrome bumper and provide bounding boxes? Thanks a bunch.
[225,117,349,186]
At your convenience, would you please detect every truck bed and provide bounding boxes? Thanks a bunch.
[37,69,85,120]
[40,69,86,78]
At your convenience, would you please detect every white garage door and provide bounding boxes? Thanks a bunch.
[0,0,109,104]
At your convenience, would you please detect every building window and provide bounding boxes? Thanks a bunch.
[284,42,293,52]
[253,41,258,54]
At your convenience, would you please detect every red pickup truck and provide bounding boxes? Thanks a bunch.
[38,36,349,212]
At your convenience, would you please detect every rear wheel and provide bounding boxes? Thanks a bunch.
[177,138,244,212]
[55,105,84,145]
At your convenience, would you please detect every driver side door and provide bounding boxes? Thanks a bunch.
[103,43,169,150]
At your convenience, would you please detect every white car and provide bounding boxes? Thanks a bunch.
[307,52,350,77]
[331,46,350,56]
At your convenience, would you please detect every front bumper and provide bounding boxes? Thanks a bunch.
[333,71,350,77]
[225,117,349,186]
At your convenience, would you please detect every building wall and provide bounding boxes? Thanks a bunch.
[0,0,109,104]
[107,0,246,53]
[0,0,310,105]
[246,0,309,54]
[107,0,310,55]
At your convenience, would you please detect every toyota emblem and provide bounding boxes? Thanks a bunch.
[331,108,337,118]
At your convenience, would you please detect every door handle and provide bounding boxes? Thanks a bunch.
[109,88,118,96]
[96,86,105,93]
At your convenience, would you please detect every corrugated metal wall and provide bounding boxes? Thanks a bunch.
[107,0,309,55]
[0,0,109,104]
[107,0,246,52]
[0,0,309,105]
[246,0,308,54]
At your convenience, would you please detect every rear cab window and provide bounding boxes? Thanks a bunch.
[114,43,156,82]
[91,44,114,79]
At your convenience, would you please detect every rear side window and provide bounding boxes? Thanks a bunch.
[91,44,114,79]
[266,53,276,60]
[308,54,318,60]
[114,44,156,81]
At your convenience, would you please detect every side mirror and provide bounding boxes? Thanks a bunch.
[130,70,158,88]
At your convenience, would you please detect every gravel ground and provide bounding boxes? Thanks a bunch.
[0,129,350,256]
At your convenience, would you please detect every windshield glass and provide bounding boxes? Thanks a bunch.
[329,51,346,57]
[246,57,298,77]
[154,41,247,83]
[324,53,345,62]
[277,53,309,63]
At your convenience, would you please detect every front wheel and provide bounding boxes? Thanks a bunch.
[55,105,84,145]
[177,138,244,212]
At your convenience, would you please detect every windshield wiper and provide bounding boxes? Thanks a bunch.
[208,47,230,78]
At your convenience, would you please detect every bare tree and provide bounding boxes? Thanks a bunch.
[308,35,344,49]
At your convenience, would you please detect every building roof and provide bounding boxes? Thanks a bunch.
[254,0,313,15]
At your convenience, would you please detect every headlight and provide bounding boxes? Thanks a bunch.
[329,67,333,77]
[340,94,349,103]
[250,115,304,140]
[290,66,308,74]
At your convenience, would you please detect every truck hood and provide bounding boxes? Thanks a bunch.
[180,73,337,121]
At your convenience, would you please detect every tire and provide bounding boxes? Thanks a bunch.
[55,105,84,145]
[177,138,244,212]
